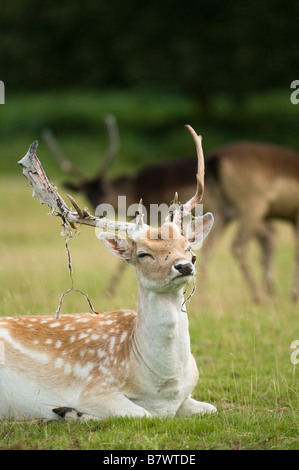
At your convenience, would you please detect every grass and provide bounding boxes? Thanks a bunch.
[0,175,298,450]
[0,88,298,450]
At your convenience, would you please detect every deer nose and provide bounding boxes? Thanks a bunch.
[174,262,194,276]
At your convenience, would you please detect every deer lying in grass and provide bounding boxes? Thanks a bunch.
[0,125,216,421]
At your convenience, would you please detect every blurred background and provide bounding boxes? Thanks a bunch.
[0,0,298,178]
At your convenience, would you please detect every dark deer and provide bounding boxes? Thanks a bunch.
[42,117,197,212]
[43,123,299,302]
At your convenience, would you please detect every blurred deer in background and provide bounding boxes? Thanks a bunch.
[42,116,198,212]
[0,125,216,421]
[43,121,299,302]
[202,141,299,303]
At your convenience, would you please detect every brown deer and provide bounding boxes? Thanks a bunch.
[0,125,216,421]
[43,123,299,303]
[202,141,299,303]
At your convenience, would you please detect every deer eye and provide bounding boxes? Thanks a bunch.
[137,252,152,260]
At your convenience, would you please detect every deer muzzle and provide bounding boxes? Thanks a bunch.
[174,262,194,277]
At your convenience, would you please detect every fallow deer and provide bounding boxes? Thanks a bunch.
[202,141,299,303]
[0,125,216,421]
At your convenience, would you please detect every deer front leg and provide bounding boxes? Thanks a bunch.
[175,396,217,417]
[232,224,266,303]
[256,221,276,296]
[53,393,150,422]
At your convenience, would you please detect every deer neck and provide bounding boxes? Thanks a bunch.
[133,284,191,378]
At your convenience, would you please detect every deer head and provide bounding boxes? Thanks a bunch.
[100,217,213,294]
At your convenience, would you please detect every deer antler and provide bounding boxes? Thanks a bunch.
[185,124,205,202]
[20,125,203,238]
[167,125,204,225]
[18,141,144,238]
[97,114,120,178]
[42,128,86,179]
[43,115,120,181]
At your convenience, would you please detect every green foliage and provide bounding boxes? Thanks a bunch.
[0,0,298,110]
[0,88,298,182]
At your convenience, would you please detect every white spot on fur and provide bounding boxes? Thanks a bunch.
[0,328,49,364]
[97,349,105,359]
[55,357,64,368]
[78,333,88,340]
[74,362,93,378]
[120,331,127,343]
[124,311,133,316]
[99,365,109,375]
[55,340,62,348]
[109,337,116,353]
[64,363,72,374]
[106,375,115,384]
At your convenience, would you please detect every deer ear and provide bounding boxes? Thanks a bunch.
[185,212,214,249]
[99,232,133,262]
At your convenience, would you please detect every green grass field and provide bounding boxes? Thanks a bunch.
[0,90,298,450]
